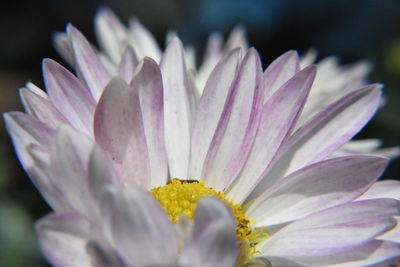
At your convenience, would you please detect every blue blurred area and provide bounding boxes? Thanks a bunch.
[0,0,399,265]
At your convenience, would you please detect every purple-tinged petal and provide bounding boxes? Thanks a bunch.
[324,241,400,267]
[131,58,168,187]
[259,199,400,259]
[35,212,93,267]
[359,180,400,201]
[43,58,96,135]
[19,87,67,130]
[94,77,150,188]
[100,187,178,266]
[160,37,192,178]
[68,24,111,100]
[50,125,95,216]
[246,156,388,226]
[263,50,300,100]
[189,48,241,180]
[202,49,264,191]
[228,66,316,203]
[118,46,139,83]
[3,112,53,168]
[179,197,238,267]
[53,32,73,66]
[252,84,383,198]
[281,240,400,266]
[127,18,161,61]
[94,7,127,64]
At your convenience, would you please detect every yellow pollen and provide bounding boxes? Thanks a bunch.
[150,178,269,265]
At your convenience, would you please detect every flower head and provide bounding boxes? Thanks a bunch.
[4,8,400,266]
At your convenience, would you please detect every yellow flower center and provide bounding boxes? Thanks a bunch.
[150,179,268,265]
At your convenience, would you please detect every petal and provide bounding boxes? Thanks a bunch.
[100,187,178,266]
[160,37,192,178]
[35,212,93,267]
[3,112,53,169]
[131,58,168,187]
[19,87,67,130]
[94,78,150,188]
[86,241,128,267]
[228,66,316,203]
[94,7,127,64]
[225,25,248,52]
[259,199,400,259]
[43,58,96,134]
[263,50,300,100]
[359,180,400,201]
[127,18,161,61]
[254,84,382,196]
[68,24,111,100]
[49,126,95,215]
[202,49,264,191]
[179,198,238,267]
[53,32,74,66]
[196,32,224,94]
[118,46,139,83]
[87,144,119,203]
[324,241,400,267]
[246,156,388,226]
[189,48,241,180]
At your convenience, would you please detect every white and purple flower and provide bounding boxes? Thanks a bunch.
[4,8,400,267]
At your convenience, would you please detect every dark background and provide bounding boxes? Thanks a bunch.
[0,0,399,266]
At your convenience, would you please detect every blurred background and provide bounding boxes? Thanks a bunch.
[0,0,399,265]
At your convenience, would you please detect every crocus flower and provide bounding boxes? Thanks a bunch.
[4,8,400,267]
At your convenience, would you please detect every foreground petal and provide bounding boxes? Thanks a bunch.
[246,156,388,226]
[36,213,93,267]
[259,199,399,259]
[100,187,178,266]
[179,197,238,267]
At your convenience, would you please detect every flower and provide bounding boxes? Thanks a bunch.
[4,8,400,267]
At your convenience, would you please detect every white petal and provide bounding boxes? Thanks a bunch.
[68,24,111,100]
[359,180,400,201]
[94,7,127,64]
[160,38,192,178]
[100,187,178,266]
[179,198,238,267]
[127,18,161,61]
[35,213,93,267]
